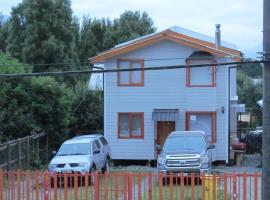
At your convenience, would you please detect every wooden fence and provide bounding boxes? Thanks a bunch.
[0,133,48,170]
[0,170,262,200]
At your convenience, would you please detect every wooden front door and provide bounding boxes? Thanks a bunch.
[157,121,175,154]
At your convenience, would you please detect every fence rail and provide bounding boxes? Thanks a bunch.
[0,133,48,170]
[0,170,262,200]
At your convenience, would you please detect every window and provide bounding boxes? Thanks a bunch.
[185,112,217,143]
[118,113,144,138]
[100,137,108,145]
[186,60,216,87]
[117,59,144,86]
[94,140,101,149]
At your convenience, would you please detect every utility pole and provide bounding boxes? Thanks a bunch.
[263,0,270,199]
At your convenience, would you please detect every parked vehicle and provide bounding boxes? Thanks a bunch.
[48,134,111,175]
[157,131,215,175]
[244,130,262,154]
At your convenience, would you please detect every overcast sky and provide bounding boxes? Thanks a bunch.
[0,0,263,52]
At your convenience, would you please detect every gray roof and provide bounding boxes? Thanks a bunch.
[114,26,238,50]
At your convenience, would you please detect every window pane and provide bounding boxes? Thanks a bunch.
[131,62,142,84]
[189,114,212,142]
[119,113,129,137]
[119,61,129,84]
[189,61,213,85]
[131,114,142,136]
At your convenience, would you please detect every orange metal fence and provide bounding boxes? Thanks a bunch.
[0,170,262,200]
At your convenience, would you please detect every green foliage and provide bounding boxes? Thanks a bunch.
[240,62,262,78]
[0,13,9,52]
[71,89,103,132]
[79,10,156,59]
[0,53,74,149]
[7,0,79,72]
[112,11,156,44]
[237,70,262,125]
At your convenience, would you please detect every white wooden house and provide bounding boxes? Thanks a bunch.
[90,25,242,162]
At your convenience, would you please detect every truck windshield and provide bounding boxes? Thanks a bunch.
[163,136,205,152]
[57,143,90,156]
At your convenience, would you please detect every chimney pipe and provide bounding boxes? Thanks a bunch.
[215,24,221,49]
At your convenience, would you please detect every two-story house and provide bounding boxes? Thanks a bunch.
[90,25,241,163]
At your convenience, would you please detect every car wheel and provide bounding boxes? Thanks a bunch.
[102,158,110,174]
[89,165,96,185]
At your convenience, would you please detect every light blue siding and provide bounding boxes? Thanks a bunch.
[103,40,234,162]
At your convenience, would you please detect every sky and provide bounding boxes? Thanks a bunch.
[0,0,263,54]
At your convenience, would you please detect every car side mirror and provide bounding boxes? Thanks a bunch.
[156,144,161,150]
[52,151,57,156]
[208,144,215,149]
[94,149,100,155]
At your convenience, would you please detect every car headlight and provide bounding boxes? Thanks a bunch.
[157,157,166,165]
[78,162,88,168]
[49,164,57,170]
[201,156,210,168]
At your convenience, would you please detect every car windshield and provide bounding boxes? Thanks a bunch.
[57,143,90,156]
[163,136,205,152]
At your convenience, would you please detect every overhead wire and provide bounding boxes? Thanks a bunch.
[0,60,265,78]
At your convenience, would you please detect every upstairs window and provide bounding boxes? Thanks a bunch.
[118,113,144,139]
[117,59,144,86]
[186,52,216,87]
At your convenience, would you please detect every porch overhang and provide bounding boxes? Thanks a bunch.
[152,109,179,121]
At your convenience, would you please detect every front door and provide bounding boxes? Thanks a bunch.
[157,121,175,154]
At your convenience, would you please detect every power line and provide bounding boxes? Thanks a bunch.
[0,60,264,78]
[0,56,250,68]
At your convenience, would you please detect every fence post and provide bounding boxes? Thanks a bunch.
[224,173,228,200]
[191,173,195,200]
[0,169,3,200]
[35,171,40,200]
[44,171,49,200]
[94,172,100,200]
[149,173,152,200]
[74,172,78,200]
[138,173,142,200]
[26,136,30,168]
[84,173,89,200]
[254,173,258,200]
[201,173,205,200]
[159,173,163,200]
[169,172,173,200]
[128,173,133,200]
[233,173,237,200]
[104,172,108,200]
[17,170,21,200]
[243,173,247,200]
[64,172,68,200]
[26,170,30,200]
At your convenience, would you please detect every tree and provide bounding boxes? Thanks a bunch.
[79,10,156,59]
[0,53,74,150]
[0,12,9,52]
[7,0,79,72]
[112,11,156,44]
[237,70,263,126]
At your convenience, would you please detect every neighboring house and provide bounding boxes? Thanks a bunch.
[90,25,242,163]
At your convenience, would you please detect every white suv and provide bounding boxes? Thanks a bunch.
[48,134,111,174]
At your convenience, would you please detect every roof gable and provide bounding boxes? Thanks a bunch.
[91,26,241,63]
